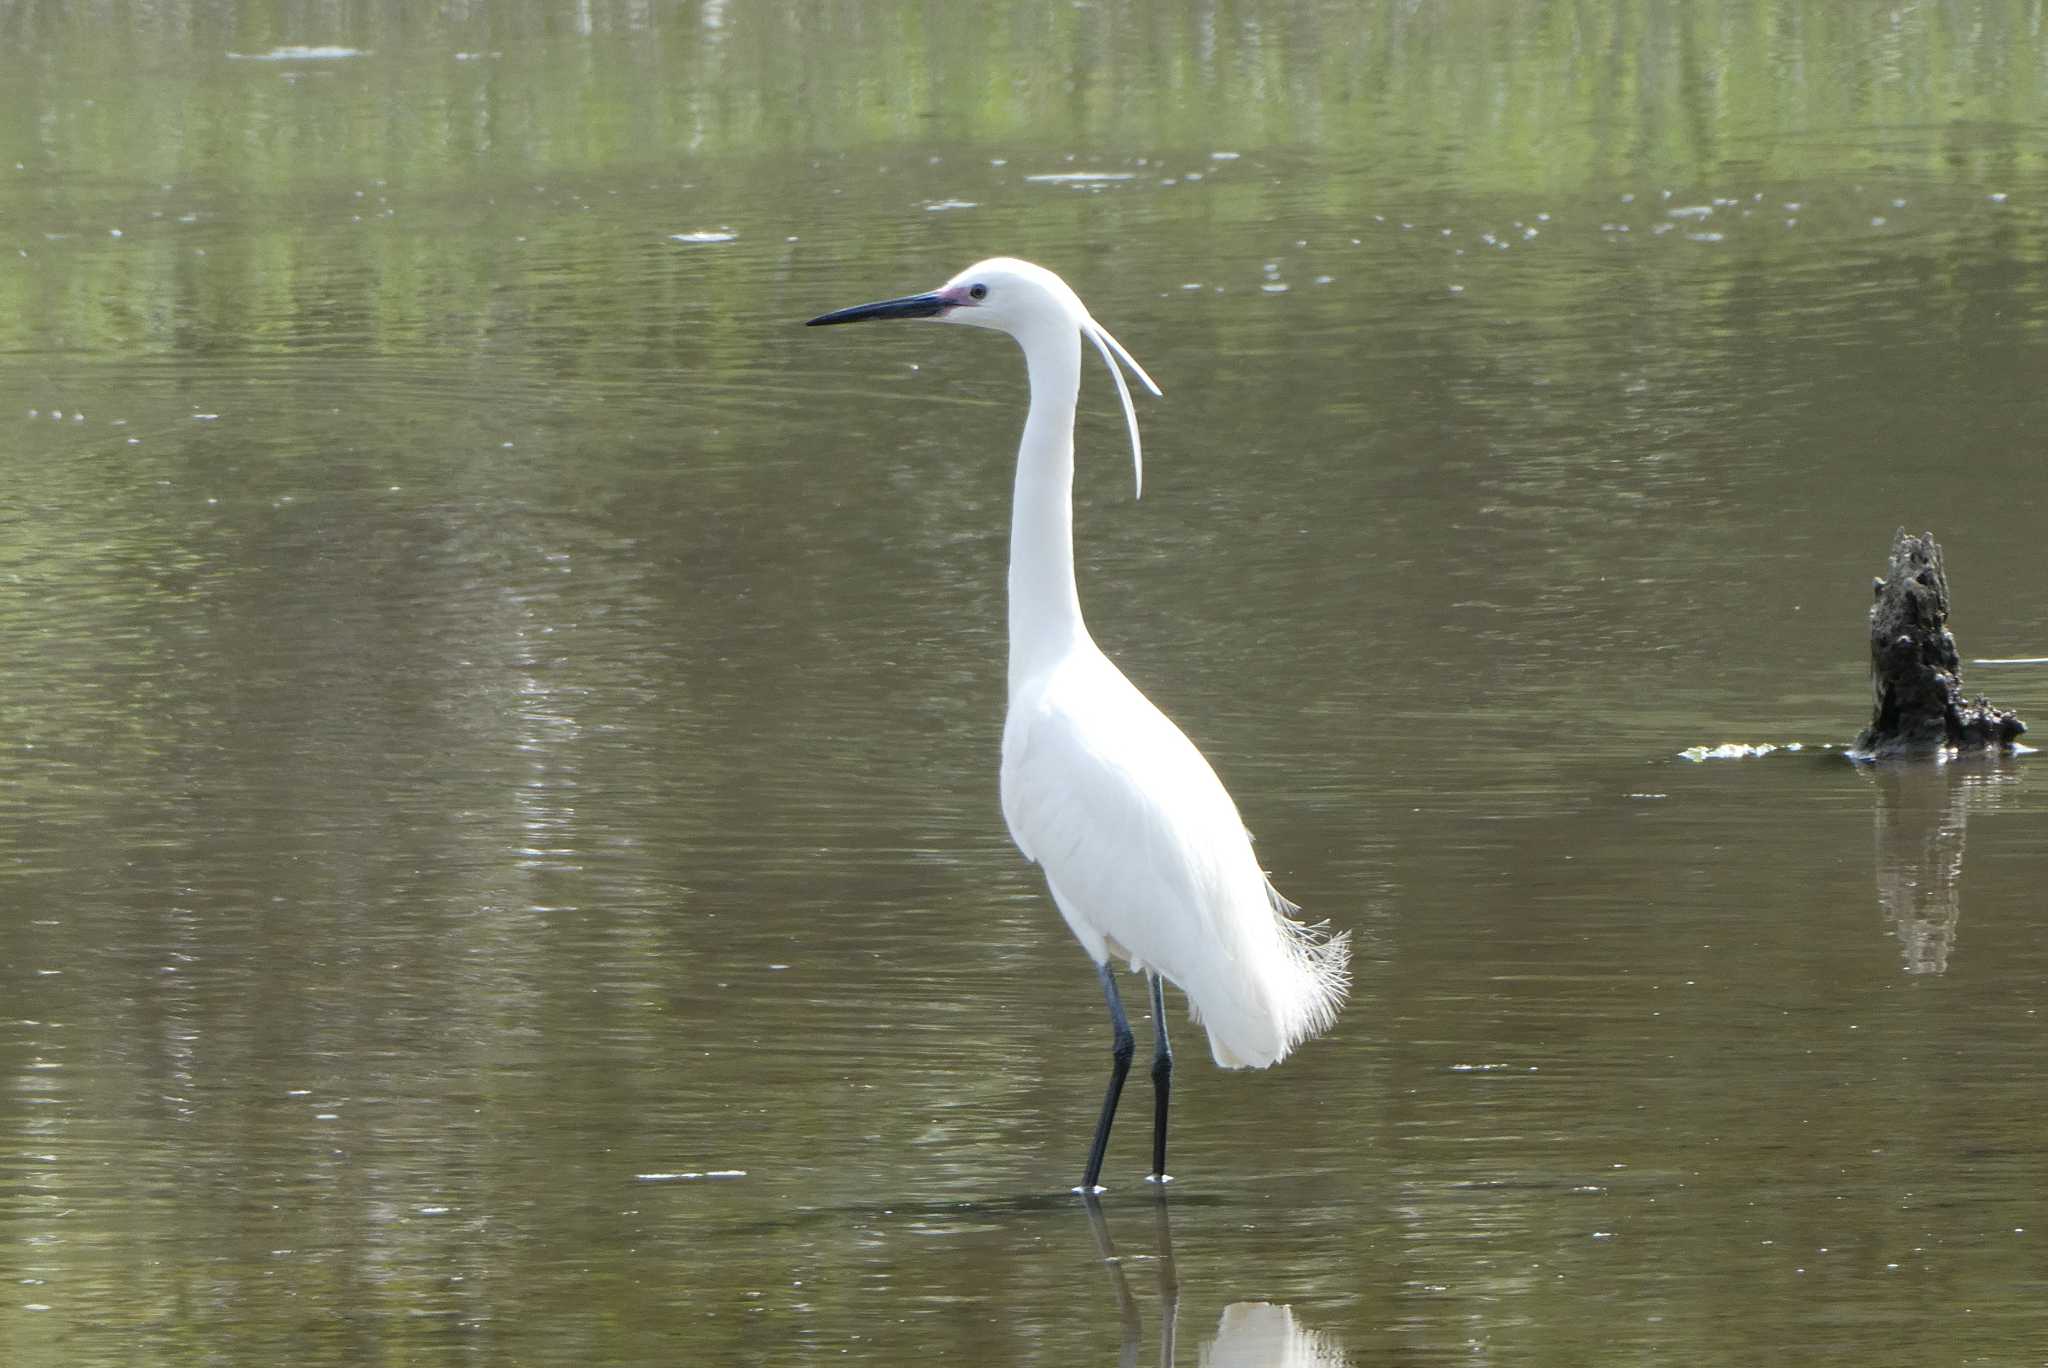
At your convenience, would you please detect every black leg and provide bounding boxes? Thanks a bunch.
[1080,962,1135,1193]
[1147,973,1173,1183]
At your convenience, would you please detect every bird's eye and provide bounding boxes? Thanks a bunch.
[968,283,988,301]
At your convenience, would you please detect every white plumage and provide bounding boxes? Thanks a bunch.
[809,257,1349,1189]
[1002,645,1345,1070]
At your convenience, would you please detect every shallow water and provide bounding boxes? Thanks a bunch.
[4,2,2048,1363]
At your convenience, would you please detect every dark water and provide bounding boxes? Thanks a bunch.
[4,2,2048,1363]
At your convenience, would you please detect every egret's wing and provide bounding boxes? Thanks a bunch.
[1000,657,1253,977]
[1001,653,1348,1069]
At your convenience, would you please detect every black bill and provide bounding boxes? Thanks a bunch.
[805,291,950,326]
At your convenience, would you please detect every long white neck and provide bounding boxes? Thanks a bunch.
[1007,324,1091,698]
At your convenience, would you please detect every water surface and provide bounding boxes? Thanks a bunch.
[4,2,2047,1363]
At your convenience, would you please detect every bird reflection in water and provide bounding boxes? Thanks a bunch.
[1083,1195,1348,1366]
[1868,758,2022,974]
[1200,1303,1349,1368]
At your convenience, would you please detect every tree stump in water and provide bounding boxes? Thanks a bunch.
[1851,529,2026,760]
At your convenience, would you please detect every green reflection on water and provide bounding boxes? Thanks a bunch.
[6,0,2048,361]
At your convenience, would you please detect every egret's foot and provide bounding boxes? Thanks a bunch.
[1144,1172,1174,1186]
[1073,1183,1109,1197]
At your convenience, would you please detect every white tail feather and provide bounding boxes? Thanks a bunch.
[1182,883,1352,1070]
[1259,886,1350,1064]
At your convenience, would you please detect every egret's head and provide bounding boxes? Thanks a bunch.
[805,257,1080,334]
[932,257,1086,336]
[806,256,1162,495]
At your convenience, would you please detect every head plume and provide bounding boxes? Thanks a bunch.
[1081,313,1162,498]
[938,257,1163,498]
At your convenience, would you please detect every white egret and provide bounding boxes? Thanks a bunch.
[808,258,1350,1192]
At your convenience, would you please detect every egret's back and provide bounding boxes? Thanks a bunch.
[1002,647,1350,1069]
